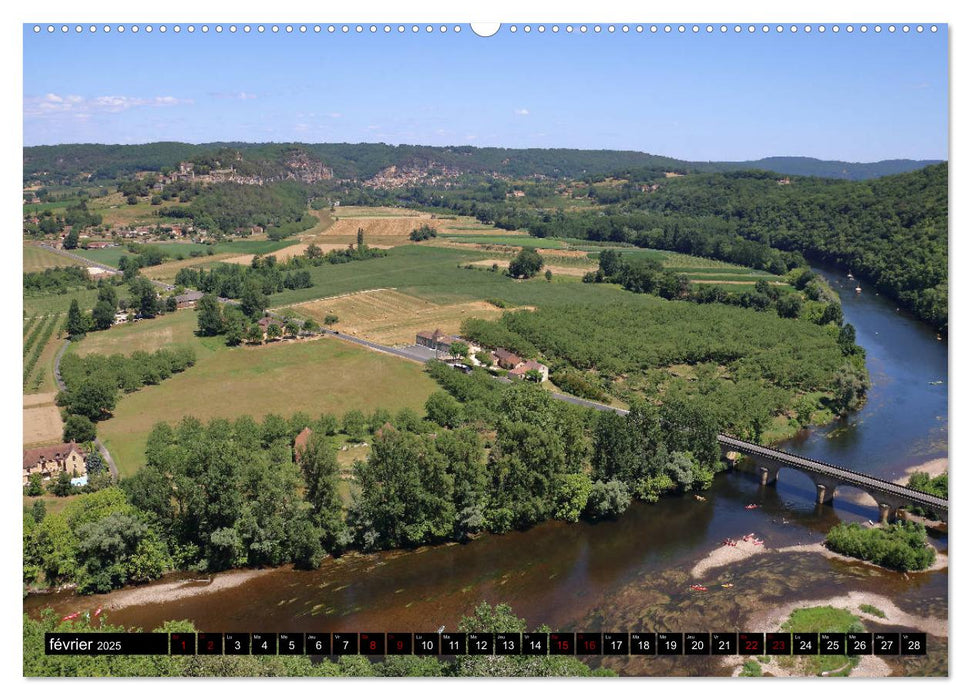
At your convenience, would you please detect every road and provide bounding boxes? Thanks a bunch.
[52,338,119,481]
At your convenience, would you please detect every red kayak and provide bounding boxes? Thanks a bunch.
[745,504,760,510]
[60,612,81,622]
[689,584,708,592]
[93,607,103,617]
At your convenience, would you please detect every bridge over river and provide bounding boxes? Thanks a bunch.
[717,434,948,524]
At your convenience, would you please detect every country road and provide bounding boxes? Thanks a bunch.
[52,338,119,481]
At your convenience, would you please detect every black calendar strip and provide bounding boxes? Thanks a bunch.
[44,631,927,656]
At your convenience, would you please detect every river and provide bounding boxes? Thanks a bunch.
[25,266,948,676]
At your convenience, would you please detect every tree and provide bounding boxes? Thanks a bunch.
[305,243,324,259]
[838,323,859,355]
[246,324,264,345]
[352,426,454,549]
[833,364,868,414]
[240,280,268,319]
[50,471,75,497]
[62,373,118,421]
[26,473,44,497]
[342,410,368,442]
[303,318,321,335]
[284,319,300,338]
[356,227,366,248]
[196,294,224,336]
[128,277,159,318]
[63,229,79,249]
[584,480,631,521]
[165,295,178,313]
[775,294,803,319]
[85,451,107,477]
[297,432,348,553]
[63,414,96,443]
[91,299,115,331]
[508,247,544,279]
[31,499,47,523]
[66,299,88,338]
[266,323,282,341]
[449,341,469,359]
[544,269,553,282]
[409,224,437,241]
[425,391,462,429]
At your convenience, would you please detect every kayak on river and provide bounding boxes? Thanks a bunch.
[689,585,708,592]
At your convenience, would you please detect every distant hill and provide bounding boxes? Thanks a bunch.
[690,156,943,181]
[22,142,941,184]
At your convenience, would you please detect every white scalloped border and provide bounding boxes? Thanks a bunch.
[30,23,940,35]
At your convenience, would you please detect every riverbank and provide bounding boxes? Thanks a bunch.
[690,535,947,580]
[45,568,282,614]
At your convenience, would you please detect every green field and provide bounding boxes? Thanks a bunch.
[74,310,439,476]
[268,245,656,310]
[23,245,74,272]
[73,239,296,268]
[24,288,100,318]
[23,198,83,214]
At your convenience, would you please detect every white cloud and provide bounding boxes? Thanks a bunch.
[24,93,192,117]
[514,108,529,116]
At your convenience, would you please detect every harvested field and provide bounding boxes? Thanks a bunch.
[24,393,63,446]
[220,241,391,267]
[285,289,506,345]
[23,244,72,272]
[311,215,447,248]
[467,259,597,278]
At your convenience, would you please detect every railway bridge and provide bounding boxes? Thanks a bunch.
[718,434,948,524]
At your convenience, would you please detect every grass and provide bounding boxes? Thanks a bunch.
[72,239,298,269]
[69,310,200,358]
[24,288,100,318]
[778,606,864,677]
[267,245,655,310]
[23,244,75,272]
[858,604,887,619]
[23,494,84,518]
[76,310,440,476]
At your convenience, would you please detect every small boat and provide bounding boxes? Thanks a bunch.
[721,583,735,589]
[855,286,862,294]
[60,612,81,622]
[690,584,708,592]
[694,495,707,502]
[929,380,943,385]
[745,504,759,510]
[93,607,102,617]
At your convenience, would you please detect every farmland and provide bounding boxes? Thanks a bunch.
[284,289,507,345]
[72,310,439,475]
[23,392,64,446]
[23,244,73,272]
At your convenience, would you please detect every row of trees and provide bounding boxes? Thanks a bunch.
[174,233,384,301]
[56,346,196,443]
[196,294,325,346]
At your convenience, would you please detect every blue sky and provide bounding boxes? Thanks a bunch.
[23,24,948,161]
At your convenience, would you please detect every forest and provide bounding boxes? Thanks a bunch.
[401,164,947,329]
[156,181,313,238]
[23,141,938,184]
